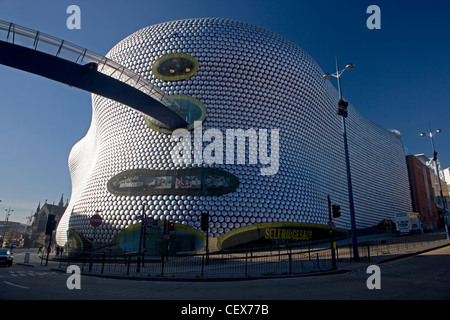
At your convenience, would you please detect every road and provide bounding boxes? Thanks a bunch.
[1,245,449,302]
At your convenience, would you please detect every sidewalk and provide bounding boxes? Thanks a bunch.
[13,249,61,269]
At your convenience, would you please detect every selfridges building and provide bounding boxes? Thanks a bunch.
[56,18,411,253]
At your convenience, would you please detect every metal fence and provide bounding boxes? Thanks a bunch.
[56,246,334,278]
[53,232,448,279]
[336,231,448,262]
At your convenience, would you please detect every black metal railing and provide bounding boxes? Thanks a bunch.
[54,244,333,278]
[335,231,448,262]
[51,232,448,279]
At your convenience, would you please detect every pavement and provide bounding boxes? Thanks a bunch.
[10,236,450,280]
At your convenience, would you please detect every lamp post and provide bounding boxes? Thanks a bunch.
[2,208,13,246]
[137,204,147,273]
[323,58,359,262]
[420,128,449,239]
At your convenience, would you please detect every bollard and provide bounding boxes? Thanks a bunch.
[201,254,205,277]
[288,251,292,274]
[101,252,106,274]
[24,252,30,263]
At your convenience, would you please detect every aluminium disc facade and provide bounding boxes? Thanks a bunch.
[55,18,411,249]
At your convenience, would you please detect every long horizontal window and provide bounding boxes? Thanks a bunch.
[107,168,239,196]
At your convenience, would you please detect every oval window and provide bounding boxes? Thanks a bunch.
[145,95,206,133]
[152,53,199,81]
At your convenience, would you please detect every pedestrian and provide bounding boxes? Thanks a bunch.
[37,245,43,254]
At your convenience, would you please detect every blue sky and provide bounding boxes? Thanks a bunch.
[0,0,449,223]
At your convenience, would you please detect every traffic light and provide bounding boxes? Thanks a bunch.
[45,215,56,235]
[201,212,209,232]
[169,222,175,231]
[337,99,348,117]
[332,205,341,218]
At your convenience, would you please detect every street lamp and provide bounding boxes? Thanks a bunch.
[323,58,359,262]
[2,208,13,246]
[420,128,449,239]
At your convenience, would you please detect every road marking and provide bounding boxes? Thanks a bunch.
[8,270,58,278]
[3,281,29,289]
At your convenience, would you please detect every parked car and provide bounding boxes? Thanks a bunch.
[0,249,13,267]
[2,243,17,249]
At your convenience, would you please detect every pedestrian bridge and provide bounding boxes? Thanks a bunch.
[0,20,188,131]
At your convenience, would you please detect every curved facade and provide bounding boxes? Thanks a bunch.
[56,18,411,250]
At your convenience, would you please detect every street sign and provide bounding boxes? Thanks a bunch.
[90,214,103,227]
[328,221,336,228]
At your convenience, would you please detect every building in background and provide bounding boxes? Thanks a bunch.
[408,154,449,231]
[406,155,440,231]
[441,167,450,211]
[25,195,67,248]
[443,167,450,184]
[0,221,29,247]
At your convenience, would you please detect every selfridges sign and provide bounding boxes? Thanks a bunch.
[170,121,280,176]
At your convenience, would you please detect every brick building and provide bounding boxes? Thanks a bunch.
[406,155,440,231]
